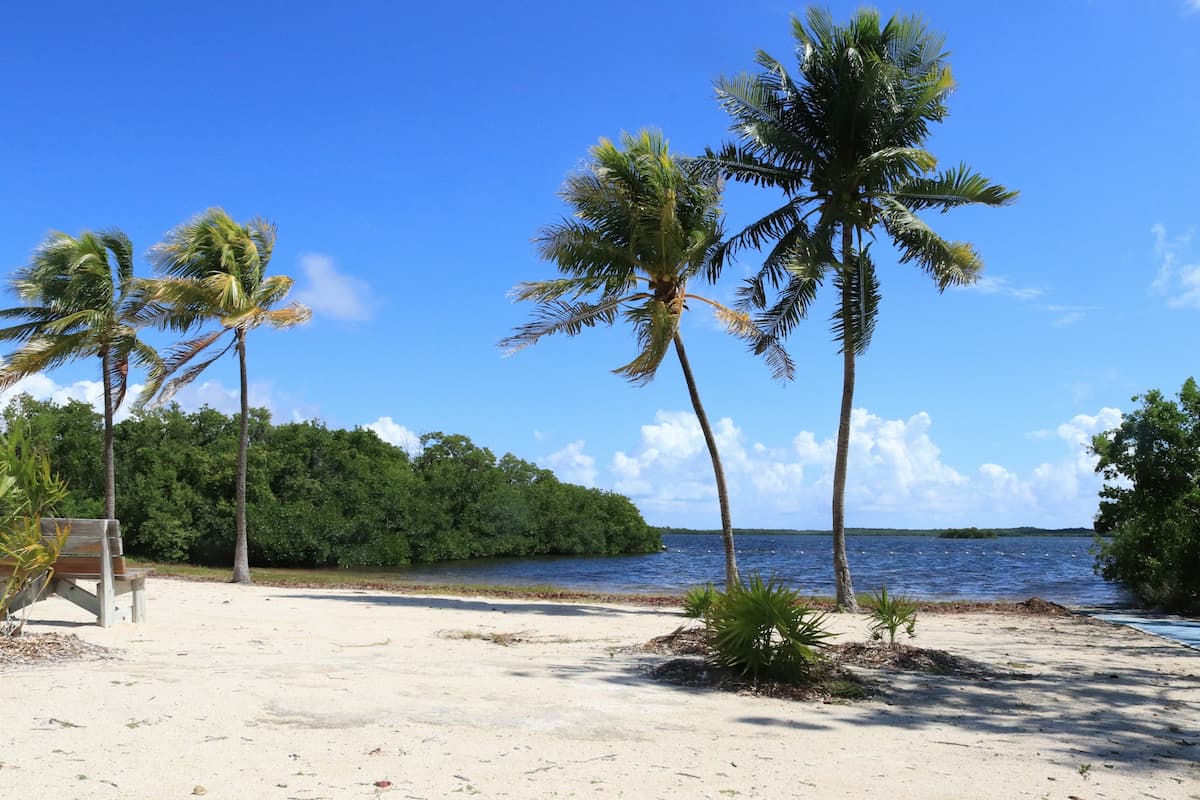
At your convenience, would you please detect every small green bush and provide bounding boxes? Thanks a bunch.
[682,583,720,618]
[704,574,834,682]
[0,428,69,634]
[867,585,918,646]
[1092,378,1200,611]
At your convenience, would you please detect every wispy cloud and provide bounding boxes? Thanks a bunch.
[1150,224,1200,309]
[293,254,378,321]
[959,275,1098,325]
[958,275,1044,301]
[1043,304,1099,327]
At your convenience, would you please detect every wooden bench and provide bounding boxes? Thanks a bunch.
[3,518,150,627]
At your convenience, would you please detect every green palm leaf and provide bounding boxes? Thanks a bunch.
[139,208,310,584]
[0,228,161,517]
[709,8,1017,610]
[504,130,793,589]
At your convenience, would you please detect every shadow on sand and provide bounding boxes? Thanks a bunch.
[274,591,671,618]
[537,617,1199,771]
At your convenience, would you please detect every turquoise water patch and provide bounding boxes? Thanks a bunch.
[1092,613,1200,651]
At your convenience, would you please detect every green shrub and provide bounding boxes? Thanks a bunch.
[1092,378,1200,611]
[866,585,918,645]
[682,583,720,618]
[704,574,834,682]
[0,428,69,634]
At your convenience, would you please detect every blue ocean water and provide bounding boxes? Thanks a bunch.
[389,534,1130,607]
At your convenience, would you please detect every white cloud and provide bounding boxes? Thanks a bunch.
[958,275,1043,301]
[163,380,319,422]
[1150,223,1200,309]
[0,371,145,423]
[541,440,597,486]
[592,405,1123,529]
[0,361,321,426]
[293,253,377,322]
[364,416,421,454]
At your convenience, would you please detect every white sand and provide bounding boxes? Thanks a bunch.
[3,578,1198,799]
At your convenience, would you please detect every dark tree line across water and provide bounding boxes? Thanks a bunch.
[3,396,659,568]
[659,526,1094,538]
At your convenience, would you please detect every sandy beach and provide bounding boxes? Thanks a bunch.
[3,578,1197,799]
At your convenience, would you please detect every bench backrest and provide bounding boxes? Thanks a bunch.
[39,518,128,577]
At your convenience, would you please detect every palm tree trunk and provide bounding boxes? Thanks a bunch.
[231,329,252,584]
[100,347,116,520]
[832,226,859,612]
[672,332,739,590]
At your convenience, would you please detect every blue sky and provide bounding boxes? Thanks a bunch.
[0,0,1196,530]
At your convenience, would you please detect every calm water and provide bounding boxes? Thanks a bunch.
[390,534,1131,607]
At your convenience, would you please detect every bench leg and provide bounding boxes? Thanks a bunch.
[3,584,33,616]
[51,578,101,616]
[98,564,116,628]
[131,576,146,623]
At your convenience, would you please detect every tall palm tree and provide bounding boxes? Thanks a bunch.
[0,230,160,519]
[142,208,311,584]
[501,130,792,590]
[705,8,1017,609]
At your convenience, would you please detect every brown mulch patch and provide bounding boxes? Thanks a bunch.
[910,597,1073,616]
[829,642,1006,679]
[641,625,709,655]
[649,657,873,702]
[641,626,874,701]
[0,633,116,669]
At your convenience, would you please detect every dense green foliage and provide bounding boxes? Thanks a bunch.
[703,575,834,682]
[1092,378,1200,611]
[937,527,998,539]
[1,396,659,569]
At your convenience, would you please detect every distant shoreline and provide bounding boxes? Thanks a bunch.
[657,526,1096,538]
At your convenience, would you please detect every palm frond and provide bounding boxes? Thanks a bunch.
[891,163,1018,211]
[830,250,880,355]
[156,342,236,405]
[500,296,631,355]
[259,303,312,329]
[254,274,296,308]
[878,197,981,288]
[694,295,796,381]
[615,299,678,385]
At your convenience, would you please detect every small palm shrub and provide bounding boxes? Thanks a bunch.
[0,429,69,635]
[682,583,720,618]
[867,585,918,646]
[705,574,834,682]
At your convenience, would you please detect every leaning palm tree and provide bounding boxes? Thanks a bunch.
[704,8,1017,609]
[141,209,311,584]
[502,130,792,590]
[0,230,160,519]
